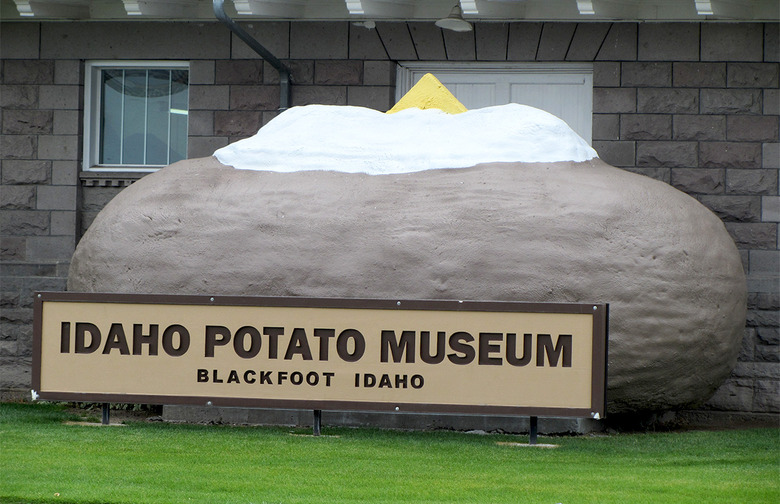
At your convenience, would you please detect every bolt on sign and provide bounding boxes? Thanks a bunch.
[33,293,608,418]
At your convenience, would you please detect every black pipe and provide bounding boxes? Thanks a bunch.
[213,0,292,110]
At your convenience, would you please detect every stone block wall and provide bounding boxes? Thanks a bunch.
[1,20,777,418]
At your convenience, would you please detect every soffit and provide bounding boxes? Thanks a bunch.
[2,0,778,21]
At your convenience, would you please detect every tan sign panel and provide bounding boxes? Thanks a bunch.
[33,293,607,418]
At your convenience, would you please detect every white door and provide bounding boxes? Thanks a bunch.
[396,63,593,144]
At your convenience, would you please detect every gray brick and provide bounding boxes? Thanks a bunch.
[38,85,80,110]
[673,62,726,88]
[0,359,33,390]
[0,307,32,324]
[673,115,726,141]
[187,137,228,160]
[214,111,262,137]
[290,86,347,106]
[290,22,348,59]
[725,222,777,249]
[747,311,780,328]
[536,23,576,61]
[764,143,779,168]
[566,23,610,61]
[671,168,725,194]
[699,195,761,222]
[0,211,48,235]
[314,60,362,85]
[507,22,542,61]
[189,60,215,85]
[363,61,395,86]
[229,86,279,111]
[754,380,780,413]
[443,29,476,61]
[0,85,38,109]
[36,185,77,211]
[50,210,77,236]
[231,22,289,60]
[1,160,50,184]
[0,237,25,260]
[51,161,77,186]
[593,62,620,87]
[0,23,39,59]
[765,89,779,115]
[766,23,779,63]
[188,110,214,137]
[0,186,35,210]
[26,235,75,261]
[596,23,636,61]
[0,135,36,159]
[592,140,635,167]
[750,250,780,274]
[621,62,671,87]
[739,328,756,361]
[620,114,671,140]
[728,63,779,88]
[349,24,388,60]
[0,292,20,309]
[282,60,315,85]
[727,116,779,142]
[37,135,79,161]
[375,22,417,61]
[637,88,698,114]
[1,60,53,85]
[54,59,81,85]
[702,23,763,62]
[475,23,509,61]
[41,22,229,59]
[763,196,780,222]
[592,114,619,140]
[748,292,778,311]
[80,186,124,212]
[757,326,780,345]
[747,275,777,293]
[624,167,670,183]
[701,89,763,115]
[726,169,778,195]
[346,86,394,111]
[593,88,635,114]
[637,141,697,168]
[700,142,762,169]
[189,85,230,110]
[262,111,279,126]
[2,110,52,135]
[0,341,17,358]
[704,377,753,411]
[215,60,264,85]
[638,23,699,61]
[52,110,79,135]
[408,22,446,60]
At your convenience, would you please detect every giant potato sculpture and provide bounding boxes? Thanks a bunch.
[69,80,746,413]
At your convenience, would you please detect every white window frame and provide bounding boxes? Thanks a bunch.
[396,62,593,144]
[83,60,190,172]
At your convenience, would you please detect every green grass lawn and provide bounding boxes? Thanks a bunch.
[1,402,778,504]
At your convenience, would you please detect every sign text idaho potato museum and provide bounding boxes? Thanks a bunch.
[33,293,607,418]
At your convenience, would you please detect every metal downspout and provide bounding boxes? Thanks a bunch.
[213,0,291,110]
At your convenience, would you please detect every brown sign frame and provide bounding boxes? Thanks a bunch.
[33,292,607,418]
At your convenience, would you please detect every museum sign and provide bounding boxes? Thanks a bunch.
[33,293,607,418]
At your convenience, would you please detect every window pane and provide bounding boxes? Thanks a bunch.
[99,69,123,164]
[94,64,189,168]
[146,69,170,165]
[169,70,189,163]
[122,69,147,165]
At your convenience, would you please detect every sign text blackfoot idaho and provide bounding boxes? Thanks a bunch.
[33,293,607,418]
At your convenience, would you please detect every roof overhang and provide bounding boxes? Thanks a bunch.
[2,0,778,22]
